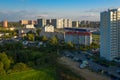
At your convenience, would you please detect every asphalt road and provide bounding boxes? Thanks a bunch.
[59,56,111,80]
[61,50,120,80]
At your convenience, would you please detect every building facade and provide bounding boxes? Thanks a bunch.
[90,21,100,28]
[2,20,8,28]
[46,19,52,25]
[20,20,36,25]
[28,20,36,25]
[37,18,72,28]
[63,19,72,28]
[25,25,35,29]
[37,18,46,27]
[20,20,29,25]
[72,21,79,28]
[18,28,36,37]
[51,19,63,28]
[63,19,67,28]
[67,19,72,28]
[100,8,120,61]
[43,25,54,32]
[65,28,92,46]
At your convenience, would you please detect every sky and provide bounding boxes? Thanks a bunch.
[0,0,120,21]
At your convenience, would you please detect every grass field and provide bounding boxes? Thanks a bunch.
[0,69,56,80]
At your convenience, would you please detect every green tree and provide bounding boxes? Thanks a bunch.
[0,61,4,70]
[90,42,100,49]
[0,61,6,75]
[67,42,74,48]
[35,36,42,41]
[42,36,48,42]
[50,36,58,45]
[13,62,29,72]
[27,34,35,41]
[80,46,88,51]
[12,31,17,36]
[36,29,41,36]
[0,53,11,70]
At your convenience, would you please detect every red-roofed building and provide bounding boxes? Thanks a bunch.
[65,28,92,46]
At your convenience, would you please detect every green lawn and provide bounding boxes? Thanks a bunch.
[0,69,56,80]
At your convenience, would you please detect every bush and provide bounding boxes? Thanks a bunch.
[0,52,11,70]
[12,62,30,72]
[0,61,6,76]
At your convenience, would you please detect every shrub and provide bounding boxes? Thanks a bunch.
[12,62,30,72]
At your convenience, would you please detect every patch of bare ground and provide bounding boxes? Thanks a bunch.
[58,57,111,80]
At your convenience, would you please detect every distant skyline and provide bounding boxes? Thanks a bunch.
[0,0,120,21]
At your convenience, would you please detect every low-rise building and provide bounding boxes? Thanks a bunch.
[65,28,92,46]
[40,31,64,40]
[25,25,35,29]
[0,33,4,37]
[18,28,36,37]
[43,25,54,32]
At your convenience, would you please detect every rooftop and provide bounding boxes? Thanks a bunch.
[64,28,94,32]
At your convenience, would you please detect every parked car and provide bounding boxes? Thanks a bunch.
[80,61,88,69]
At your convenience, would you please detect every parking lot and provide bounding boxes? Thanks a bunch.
[59,56,110,80]
[60,50,120,80]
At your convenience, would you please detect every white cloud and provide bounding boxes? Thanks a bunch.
[0,9,101,21]
[0,10,38,21]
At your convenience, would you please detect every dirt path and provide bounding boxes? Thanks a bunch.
[58,57,111,80]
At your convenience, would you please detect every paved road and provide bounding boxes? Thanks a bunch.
[61,50,120,80]
[59,57,111,80]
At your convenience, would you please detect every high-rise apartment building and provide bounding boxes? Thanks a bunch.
[20,20,29,25]
[80,20,90,27]
[46,19,52,25]
[72,21,79,28]
[2,20,8,28]
[63,19,67,28]
[37,18,46,27]
[51,19,63,28]
[63,19,72,28]
[67,19,72,28]
[20,20,36,25]
[28,20,36,25]
[100,8,120,61]
[90,21,100,28]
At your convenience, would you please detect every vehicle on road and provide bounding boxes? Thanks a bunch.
[80,60,88,68]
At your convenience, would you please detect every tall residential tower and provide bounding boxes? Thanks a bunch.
[37,18,46,27]
[100,8,120,61]
[2,20,8,28]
